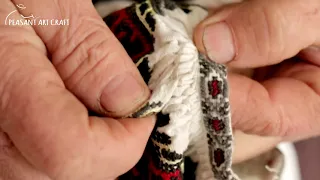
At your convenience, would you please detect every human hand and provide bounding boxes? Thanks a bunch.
[194,0,320,161]
[0,0,154,179]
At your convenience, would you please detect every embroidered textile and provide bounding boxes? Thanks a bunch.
[99,0,285,179]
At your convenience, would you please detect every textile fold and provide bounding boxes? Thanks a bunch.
[98,0,285,179]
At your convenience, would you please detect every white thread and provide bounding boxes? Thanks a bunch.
[143,5,216,179]
[145,7,202,152]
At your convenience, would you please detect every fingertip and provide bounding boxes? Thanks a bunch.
[119,115,156,138]
[203,22,236,63]
[194,6,237,64]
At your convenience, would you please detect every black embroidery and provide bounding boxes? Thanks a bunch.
[183,156,198,180]
[138,57,151,83]
[139,2,149,15]
[145,12,156,31]
[156,112,170,127]
[152,131,171,145]
[161,148,183,161]
[214,148,225,167]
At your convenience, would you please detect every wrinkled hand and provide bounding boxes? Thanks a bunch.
[0,0,154,179]
[194,0,320,153]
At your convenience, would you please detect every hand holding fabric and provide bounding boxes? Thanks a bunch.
[0,0,154,179]
[194,0,320,141]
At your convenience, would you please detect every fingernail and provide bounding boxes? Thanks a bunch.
[101,73,148,116]
[203,22,235,63]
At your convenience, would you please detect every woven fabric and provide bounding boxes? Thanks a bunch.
[101,0,284,179]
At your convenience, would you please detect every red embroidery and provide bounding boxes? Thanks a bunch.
[214,149,225,167]
[132,167,140,177]
[148,154,182,180]
[106,6,182,180]
[211,80,220,97]
[104,7,155,62]
[212,119,224,131]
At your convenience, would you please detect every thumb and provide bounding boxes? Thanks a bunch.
[12,0,149,117]
[194,0,320,68]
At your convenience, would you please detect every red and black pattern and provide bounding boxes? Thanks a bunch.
[104,2,185,180]
[209,79,222,98]
[104,1,237,180]
[200,54,237,179]
[211,119,225,132]
[103,5,155,63]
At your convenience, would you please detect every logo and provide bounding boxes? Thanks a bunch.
[5,4,69,26]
